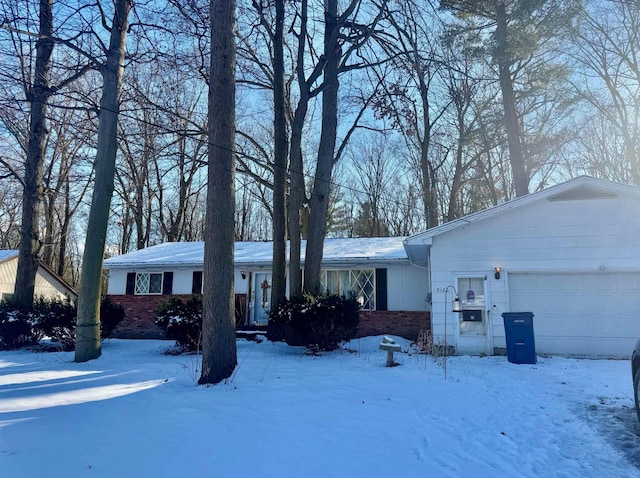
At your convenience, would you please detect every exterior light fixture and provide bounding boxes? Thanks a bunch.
[452,296,461,313]
[241,271,246,280]
[494,267,501,280]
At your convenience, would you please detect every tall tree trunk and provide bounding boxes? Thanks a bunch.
[447,138,464,221]
[75,0,131,362]
[420,138,438,229]
[199,0,237,385]
[14,0,54,308]
[496,1,528,197]
[57,181,70,278]
[287,0,311,299]
[303,0,339,294]
[41,192,55,266]
[271,0,287,312]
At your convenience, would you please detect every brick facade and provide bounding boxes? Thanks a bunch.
[109,294,178,339]
[110,293,249,339]
[358,310,431,341]
[109,294,431,341]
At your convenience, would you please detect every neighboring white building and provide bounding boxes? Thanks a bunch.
[0,250,77,302]
[103,237,431,339]
[404,176,640,359]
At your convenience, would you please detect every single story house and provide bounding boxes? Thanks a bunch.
[103,176,640,357]
[103,237,431,339]
[0,250,78,302]
[404,176,640,358]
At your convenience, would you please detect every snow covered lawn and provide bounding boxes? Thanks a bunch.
[0,337,638,477]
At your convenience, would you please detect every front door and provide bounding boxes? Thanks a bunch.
[457,276,490,355]
[252,272,272,325]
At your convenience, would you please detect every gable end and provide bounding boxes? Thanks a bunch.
[548,185,617,201]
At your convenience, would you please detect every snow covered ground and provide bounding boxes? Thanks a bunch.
[0,337,639,477]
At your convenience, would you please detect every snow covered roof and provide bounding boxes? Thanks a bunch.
[103,237,409,270]
[0,250,18,263]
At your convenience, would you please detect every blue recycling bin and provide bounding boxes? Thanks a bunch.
[502,312,536,364]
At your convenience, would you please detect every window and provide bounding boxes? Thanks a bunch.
[135,272,163,295]
[320,268,375,310]
[458,276,485,336]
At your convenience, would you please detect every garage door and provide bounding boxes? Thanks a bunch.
[509,272,640,358]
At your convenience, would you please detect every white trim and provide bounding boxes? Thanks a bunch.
[134,272,164,295]
[452,272,492,355]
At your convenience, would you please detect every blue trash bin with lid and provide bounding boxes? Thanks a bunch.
[502,312,536,364]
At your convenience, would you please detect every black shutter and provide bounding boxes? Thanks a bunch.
[375,268,387,311]
[192,271,203,294]
[126,272,136,295]
[162,272,174,295]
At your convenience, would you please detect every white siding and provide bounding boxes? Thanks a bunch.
[107,270,127,294]
[172,270,193,294]
[0,259,17,296]
[387,265,429,311]
[169,269,248,294]
[428,193,640,355]
[0,257,74,300]
[106,263,424,312]
[107,268,250,295]
[34,267,73,299]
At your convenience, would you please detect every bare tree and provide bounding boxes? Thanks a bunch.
[199,0,237,385]
[375,0,449,228]
[303,0,386,293]
[12,0,55,307]
[0,180,21,248]
[569,1,640,185]
[286,0,320,297]
[348,135,397,236]
[41,104,93,282]
[250,0,288,311]
[75,0,132,362]
[0,0,92,307]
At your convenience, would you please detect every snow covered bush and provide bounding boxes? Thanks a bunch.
[154,296,202,352]
[0,300,44,350]
[267,295,360,351]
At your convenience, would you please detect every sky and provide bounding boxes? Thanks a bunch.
[0,337,639,477]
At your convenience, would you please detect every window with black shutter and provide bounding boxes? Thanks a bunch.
[192,271,203,294]
[375,268,387,311]
[126,272,136,295]
[162,272,173,295]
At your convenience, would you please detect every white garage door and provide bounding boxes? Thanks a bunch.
[509,272,640,358]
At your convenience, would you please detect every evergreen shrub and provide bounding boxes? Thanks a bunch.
[0,296,125,351]
[267,294,360,351]
[35,297,77,351]
[0,300,43,350]
[100,296,125,339]
[154,296,203,352]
